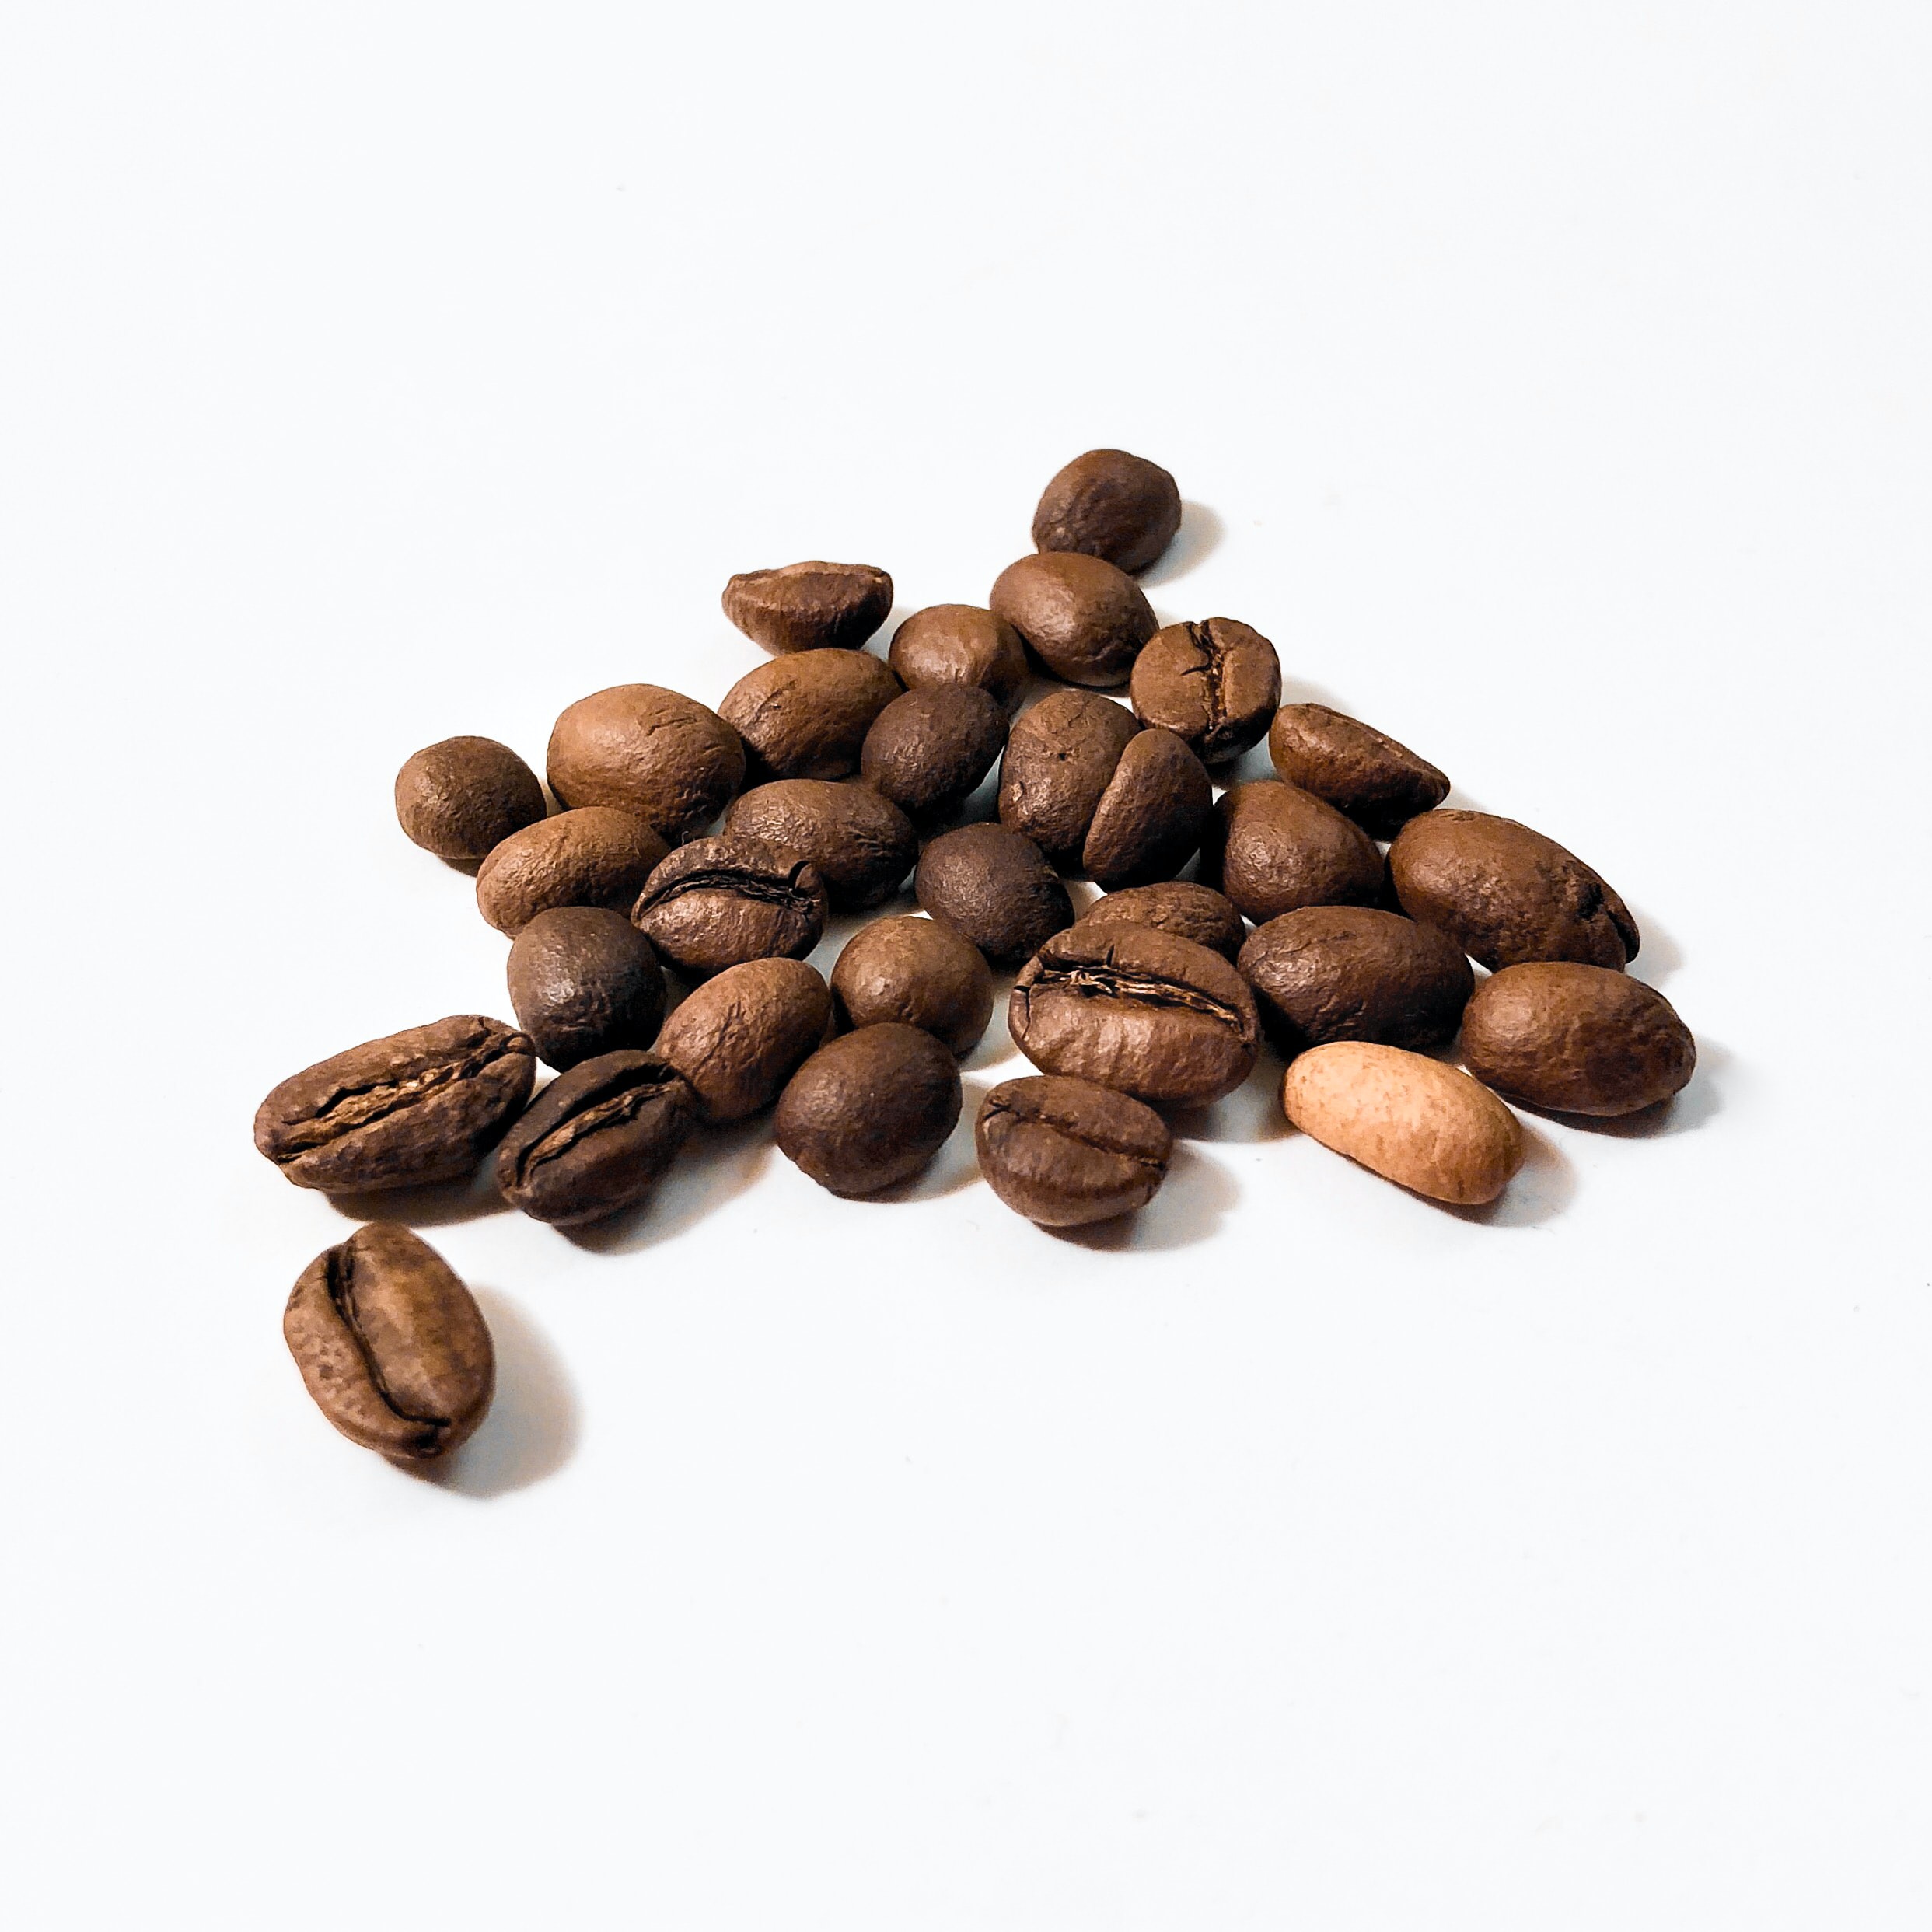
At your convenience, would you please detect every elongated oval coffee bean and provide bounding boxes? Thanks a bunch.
[1208,780,1385,924]
[722,561,893,654]
[476,806,670,936]
[1129,619,1281,765]
[915,823,1074,968]
[858,685,1008,823]
[722,779,917,910]
[1268,704,1448,837]
[830,914,994,1057]
[997,690,1140,861]
[774,1024,963,1197]
[506,907,666,1071]
[394,735,547,864]
[546,684,746,843]
[1031,449,1182,575]
[653,956,833,1123]
[630,833,827,980]
[1081,727,1211,888]
[990,551,1157,687]
[976,1074,1172,1226]
[1075,882,1246,963]
[887,604,1029,711]
[718,648,903,781]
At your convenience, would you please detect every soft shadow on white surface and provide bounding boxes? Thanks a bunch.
[326,1162,511,1228]
[1623,910,1683,984]
[1140,501,1225,588]
[562,1114,774,1255]
[1050,1144,1238,1252]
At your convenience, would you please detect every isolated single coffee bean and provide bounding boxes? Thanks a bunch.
[1010,924,1260,1108]
[653,956,833,1124]
[1389,810,1639,970]
[254,1015,536,1193]
[830,914,994,1057]
[1081,727,1212,888]
[915,823,1074,968]
[1075,882,1246,963]
[476,806,670,936]
[546,684,746,844]
[887,604,1029,712]
[997,690,1140,862]
[976,1075,1173,1227]
[718,648,903,781]
[1207,780,1385,924]
[1030,449,1183,575]
[1129,619,1281,765]
[990,551,1158,687]
[631,833,827,980]
[1461,963,1695,1116]
[774,1024,963,1197]
[494,1050,696,1225]
[722,779,917,910]
[506,906,667,1071]
[284,1223,494,1460]
[1268,704,1449,837]
[1280,1041,1525,1205]
[722,561,894,654]
[394,735,547,865]
[859,685,1008,823]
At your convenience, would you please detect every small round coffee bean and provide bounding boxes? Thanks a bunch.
[722,779,917,910]
[1075,882,1246,963]
[631,833,827,980]
[476,806,670,936]
[653,956,832,1124]
[722,561,894,654]
[1081,727,1212,888]
[394,735,547,864]
[887,604,1029,711]
[1268,704,1449,837]
[1030,449,1182,575]
[997,690,1140,862]
[507,907,666,1071]
[1208,781,1384,925]
[990,552,1158,687]
[546,684,745,844]
[976,1074,1172,1227]
[718,648,903,781]
[830,914,994,1057]
[774,1024,963,1197]
[1129,620,1281,765]
[859,686,1008,823]
[915,823,1074,968]
[1461,963,1695,1116]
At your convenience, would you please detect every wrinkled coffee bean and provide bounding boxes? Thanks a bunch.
[830,914,994,1057]
[859,685,1008,823]
[653,956,832,1124]
[722,778,917,910]
[507,906,666,1071]
[1129,620,1280,766]
[1030,449,1182,575]
[722,561,894,654]
[1268,704,1449,837]
[546,684,745,844]
[718,648,903,781]
[774,1024,963,1197]
[887,604,1029,712]
[990,551,1158,687]
[476,805,670,936]
[1207,781,1385,924]
[976,1074,1173,1227]
[394,736,547,865]
[255,1015,536,1193]
[285,1223,494,1459]
[915,823,1074,967]
[631,833,827,980]
[1075,882,1246,963]
[1081,728,1212,888]
[998,690,1140,861]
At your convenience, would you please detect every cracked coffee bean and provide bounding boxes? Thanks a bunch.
[990,551,1158,687]
[1081,728,1211,888]
[476,806,669,936]
[394,735,547,865]
[1268,704,1448,838]
[887,604,1029,712]
[653,956,833,1124]
[915,823,1074,968]
[507,906,666,1071]
[859,685,1008,823]
[830,914,994,1057]
[1207,780,1385,925]
[976,1074,1172,1227]
[631,833,827,980]
[1129,619,1280,766]
[1075,882,1246,963]
[998,690,1140,862]
[718,648,903,781]
[722,561,894,654]
[546,684,746,844]
[1030,449,1182,575]
[721,778,917,910]
[774,1024,963,1197]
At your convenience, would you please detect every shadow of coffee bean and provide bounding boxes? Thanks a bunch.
[324,1161,511,1229]
[1139,501,1225,588]
[1050,1144,1237,1252]
[561,1115,774,1255]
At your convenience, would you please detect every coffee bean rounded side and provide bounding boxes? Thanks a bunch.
[722,561,894,654]
[976,1074,1173,1227]
[653,956,833,1125]
[546,684,746,844]
[1268,703,1449,837]
[631,833,828,980]
[1129,620,1281,766]
[990,551,1158,688]
[915,823,1074,968]
[718,648,903,781]
[394,735,547,865]
[887,604,1029,712]
[830,914,994,1057]
[475,806,670,936]
[1081,728,1212,888]
[1030,449,1183,575]
[722,779,917,910]
[1075,882,1247,963]
[1207,780,1385,925]
[997,690,1140,862]
[859,684,1008,823]
[506,906,667,1071]
[774,1024,963,1197]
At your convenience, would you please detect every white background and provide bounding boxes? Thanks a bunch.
[2,4,1928,1926]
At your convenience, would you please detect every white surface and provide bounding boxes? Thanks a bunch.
[3,5,1928,1926]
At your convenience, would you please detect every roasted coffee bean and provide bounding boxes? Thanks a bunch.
[1207,780,1384,924]
[722,779,917,910]
[1075,882,1246,963]
[631,833,827,980]
[506,907,667,1071]
[1030,449,1183,575]
[887,604,1029,712]
[1010,924,1260,1108]
[830,914,994,1057]
[1268,704,1449,837]
[285,1224,494,1460]
[1461,963,1695,1116]
[1081,728,1212,888]
[394,736,547,865]
[722,561,894,654]
[975,1075,1172,1227]
[915,823,1074,968]
[1237,907,1474,1057]
[990,551,1158,687]
[254,1015,535,1193]
[718,648,903,781]
[494,1050,696,1225]
[476,806,670,936]
[858,685,1008,823]
[997,690,1140,862]
[1128,619,1280,766]
[653,956,832,1124]
[1281,1042,1524,1205]
[546,684,745,844]
[774,1024,963,1197]
[1389,810,1639,970]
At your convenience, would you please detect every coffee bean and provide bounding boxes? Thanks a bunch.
[990,552,1158,687]
[915,823,1074,967]
[722,561,894,654]
[718,648,903,781]
[1129,620,1280,765]
[546,684,745,844]
[1268,704,1448,837]
[1074,882,1246,963]
[1010,924,1260,1108]
[1030,449,1182,575]
[254,1015,536,1192]
[997,690,1140,862]
[1081,728,1212,888]
[830,914,994,1057]
[975,1074,1172,1227]
[653,956,832,1123]
[887,604,1029,712]
[494,1050,697,1225]
[1280,1041,1524,1204]
[506,907,666,1071]
[284,1224,494,1459]
[774,1024,963,1197]
[394,736,547,864]
[721,779,917,910]
[1461,963,1695,1116]
[1388,810,1639,970]
[476,806,670,936]
[1207,780,1384,924]
[858,685,1008,823]
[631,833,827,980]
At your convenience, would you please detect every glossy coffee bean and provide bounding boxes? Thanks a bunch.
[1075,882,1246,963]
[1081,728,1211,888]
[774,1024,963,1197]
[887,604,1029,712]
[859,685,1008,823]
[722,779,917,910]
[1129,619,1280,765]
[506,906,666,1071]
[394,736,546,865]
[546,684,745,844]
[830,914,994,1057]
[997,690,1140,862]
[976,1074,1173,1227]
[915,823,1074,968]
[1207,781,1384,924]
[631,833,827,980]
[1030,449,1182,575]
[990,551,1158,687]
[722,561,893,654]
[653,956,832,1124]
[1268,704,1448,837]
[718,648,903,781]
[475,806,670,936]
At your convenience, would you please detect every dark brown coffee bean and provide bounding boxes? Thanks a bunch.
[546,684,745,844]
[915,823,1074,968]
[1010,925,1260,1107]
[394,736,547,865]
[1268,704,1449,837]
[285,1224,494,1460]
[1236,907,1474,1057]
[631,833,827,980]
[718,648,903,781]
[1082,728,1212,888]
[1461,963,1693,1116]
[1075,882,1246,963]
[830,914,994,1057]
[1128,620,1281,766]
[1031,449,1182,575]
[475,806,670,936]
[255,1015,536,1193]
[858,686,1008,823]
[774,1024,963,1197]
[653,956,832,1124]
[1207,780,1385,924]
[997,690,1140,862]
[887,604,1029,711]
[494,1050,697,1224]
[721,779,917,910]
[506,907,666,1071]
[1389,810,1640,970]
[990,552,1158,687]
[722,561,894,654]
[976,1074,1173,1226]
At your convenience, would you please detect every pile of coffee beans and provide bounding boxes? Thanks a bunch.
[261,445,1697,1462]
